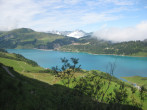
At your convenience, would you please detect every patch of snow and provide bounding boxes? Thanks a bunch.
[47,30,89,38]
[67,30,86,38]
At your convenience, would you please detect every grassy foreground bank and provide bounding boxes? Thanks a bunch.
[0,50,146,110]
[122,76,147,90]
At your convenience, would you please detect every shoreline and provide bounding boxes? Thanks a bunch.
[58,49,147,58]
[33,48,54,51]
[5,49,147,82]
[8,48,147,57]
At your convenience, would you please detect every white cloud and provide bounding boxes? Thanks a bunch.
[93,0,134,6]
[0,0,123,31]
[109,0,134,5]
[86,0,134,9]
[110,0,134,6]
[0,0,43,30]
[80,13,121,24]
[0,0,143,31]
[64,0,82,5]
[93,21,147,42]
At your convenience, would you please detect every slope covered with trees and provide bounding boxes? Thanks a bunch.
[0,28,67,49]
[0,28,147,57]
[60,37,147,57]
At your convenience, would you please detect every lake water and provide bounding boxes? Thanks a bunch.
[7,49,147,78]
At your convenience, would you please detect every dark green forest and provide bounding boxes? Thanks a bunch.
[60,37,147,56]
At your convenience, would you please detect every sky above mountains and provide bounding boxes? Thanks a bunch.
[0,0,147,41]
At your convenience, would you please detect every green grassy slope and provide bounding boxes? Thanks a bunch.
[79,72,147,110]
[0,28,65,49]
[0,63,143,110]
[0,52,44,72]
[0,63,92,110]
[122,76,147,109]
[0,51,59,85]
[0,51,146,110]
[0,57,43,72]
[122,76,147,90]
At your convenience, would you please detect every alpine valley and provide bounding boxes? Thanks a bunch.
[1,0,147,110]
[0,28,147,57]
[0,28,147,110]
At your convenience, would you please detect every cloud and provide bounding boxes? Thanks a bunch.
[0,0,144,31]
[80,13,121,24]
[95,0,134,6]
[64,0,83,5]
[0,0,43,30]
[93,21,147,42]
[0,0,124,31]
[110,0,134,6]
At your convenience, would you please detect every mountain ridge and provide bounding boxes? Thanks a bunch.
[47,30,92,38]
[0,28,147,57]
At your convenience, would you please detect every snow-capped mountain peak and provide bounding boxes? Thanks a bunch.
[67,30,86,38]
[47,30,87,38]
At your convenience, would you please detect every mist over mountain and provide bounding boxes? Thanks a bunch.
[93,21,147,42]
[47,30,92,38]
[47,30,71,36]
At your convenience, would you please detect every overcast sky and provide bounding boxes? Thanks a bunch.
[0,0,147,41]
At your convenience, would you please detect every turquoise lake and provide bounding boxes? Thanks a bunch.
[7,49,147,78]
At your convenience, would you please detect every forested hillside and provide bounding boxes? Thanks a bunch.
[0,28,66,49]
[60,37,147,56]
[0,28,147,56]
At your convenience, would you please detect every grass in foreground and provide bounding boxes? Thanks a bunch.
[0,51,146,110]
[0,63,143,110]
[0,51,57,85]
[122,76,147,110]
[0,57,44,73]
[122,76,147,90]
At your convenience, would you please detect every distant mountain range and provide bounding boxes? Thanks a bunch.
[47,30,92,38]
[0,28,84,49]
[0,28,147,56]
